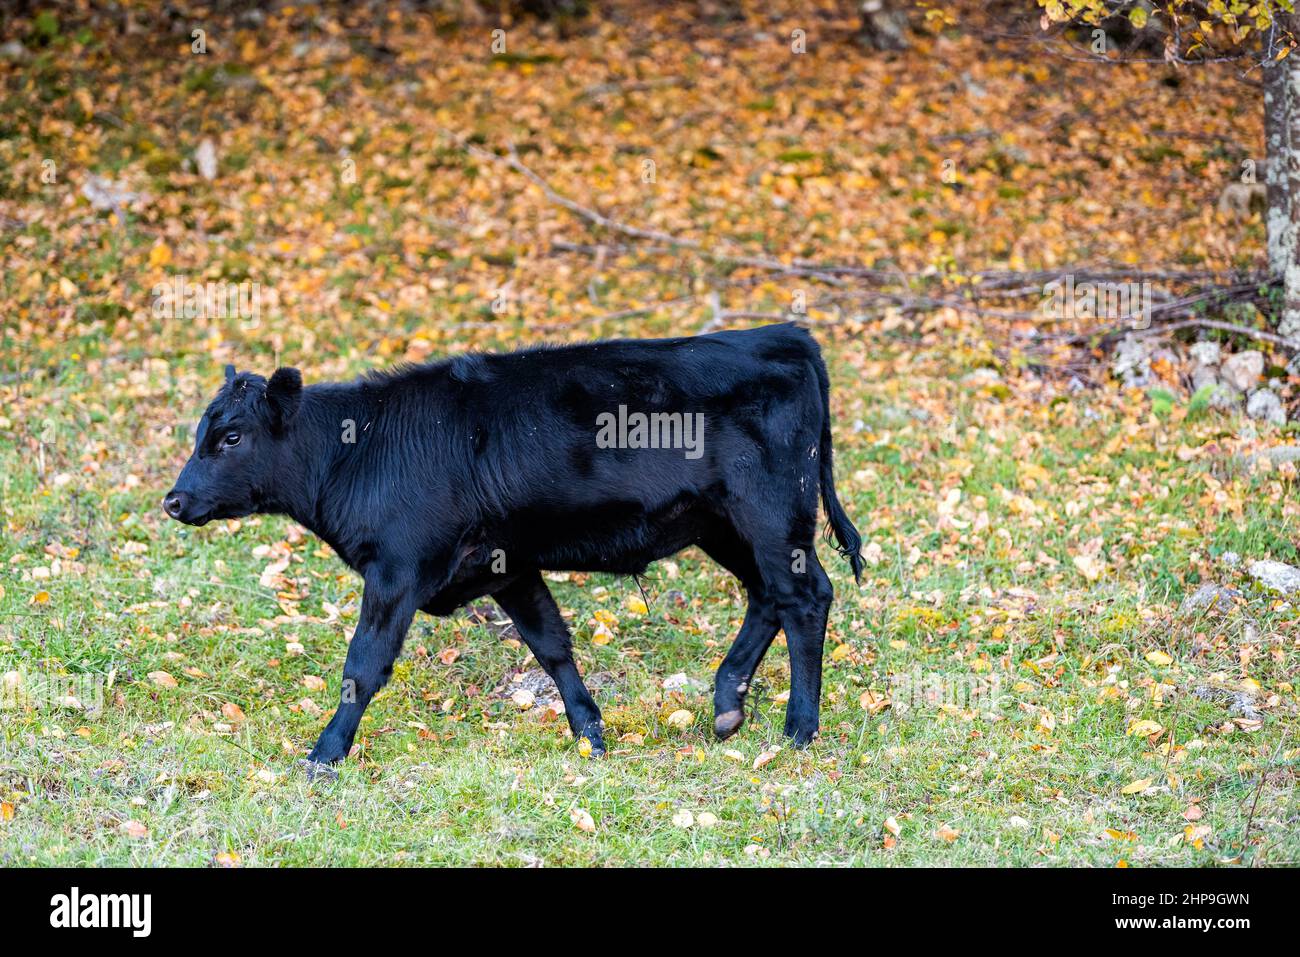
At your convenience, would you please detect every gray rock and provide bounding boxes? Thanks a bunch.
[1208,383,1243,411]
[1220,551,1241,568]
[663,672,707,693]
[1221,350,1264,392]
[1193,686,1262,721]
[1263,445,1300,465]
[1188,341,1221,366]
[961,369,1002,387]
[0,40,30,62]
[80,175,145,213]
[1112,335,1152,389]
[1179,583,1240,615]
[195,137,219,182]
[1246,389,1286,426]
[1248,559,1300,595]
[1191,364,1219,391]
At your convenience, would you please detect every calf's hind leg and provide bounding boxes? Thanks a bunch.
[493,570,606,754]
[701,532,780,739]
[727,503,834,747]
[768,553,833,746]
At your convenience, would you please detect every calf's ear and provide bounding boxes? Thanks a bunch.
[265,367,303,430]
[224,364,236,384]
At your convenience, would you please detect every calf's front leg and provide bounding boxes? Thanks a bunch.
[493,571,605,754]
[306,566,419,768]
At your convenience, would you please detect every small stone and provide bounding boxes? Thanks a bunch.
[663,672,706,692]
[1112,335,1152,389]
[1188,341,1221,366]
[1190,364,1218,390]
[1221,350,1264,392]
[195,137,219,181]
[1220,551,1241,568]
[1179,583,1240,615]
[1246,389,1285,426]
[511,688,536,710]
[1248,559,1300,595]
[0,40,31,63]
[1264,445,1300,465]
[1208,383,1242,411]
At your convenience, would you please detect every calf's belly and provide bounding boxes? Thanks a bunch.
[499,497,709,575]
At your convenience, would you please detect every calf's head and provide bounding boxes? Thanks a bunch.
[164,365,302,526]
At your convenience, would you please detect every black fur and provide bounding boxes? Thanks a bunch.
[164,323,863,767]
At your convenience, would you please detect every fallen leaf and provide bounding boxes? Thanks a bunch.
[1121,777,1153,795]
[570,807,595,832]
[220,702,246,723]
[1128,719,1164,737]
[666,708,694,729]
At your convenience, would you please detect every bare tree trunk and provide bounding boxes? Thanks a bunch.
[858,0,910,51]
[1282,19,1300,339]
[1264,47,1292,279]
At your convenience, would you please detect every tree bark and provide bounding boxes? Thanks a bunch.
[1281,19,1300,339]
[858,0,910,51]
[1264,45,1291,279]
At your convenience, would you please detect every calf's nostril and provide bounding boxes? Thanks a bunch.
[163,492,185,518]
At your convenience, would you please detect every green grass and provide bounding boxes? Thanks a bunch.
[1,336,1297,866]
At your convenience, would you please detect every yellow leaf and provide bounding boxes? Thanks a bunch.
[149,243,172,269]
[1019,462,1051,484]
[1073,554,1105,581]
[32,590,51,605]
[934,824,960,842]
[1145,651,1173,666]
[0,802,13,821]
[1128,719,1164,737]
[148,670,178,689]
[1121,777,1153,795]
[666,709,694,729]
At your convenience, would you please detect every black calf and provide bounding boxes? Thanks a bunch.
[165,323,863,769]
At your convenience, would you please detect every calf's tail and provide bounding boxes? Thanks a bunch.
[810,351,864,584]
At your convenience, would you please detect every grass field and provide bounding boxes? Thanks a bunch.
[1,2,1296,866]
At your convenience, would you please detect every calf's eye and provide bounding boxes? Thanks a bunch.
[224,432,241,447]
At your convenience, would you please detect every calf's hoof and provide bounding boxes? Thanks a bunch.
[576,722,606,757]
[297,759,340,783]
[714,709,745,739]
[783,722,819,748]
